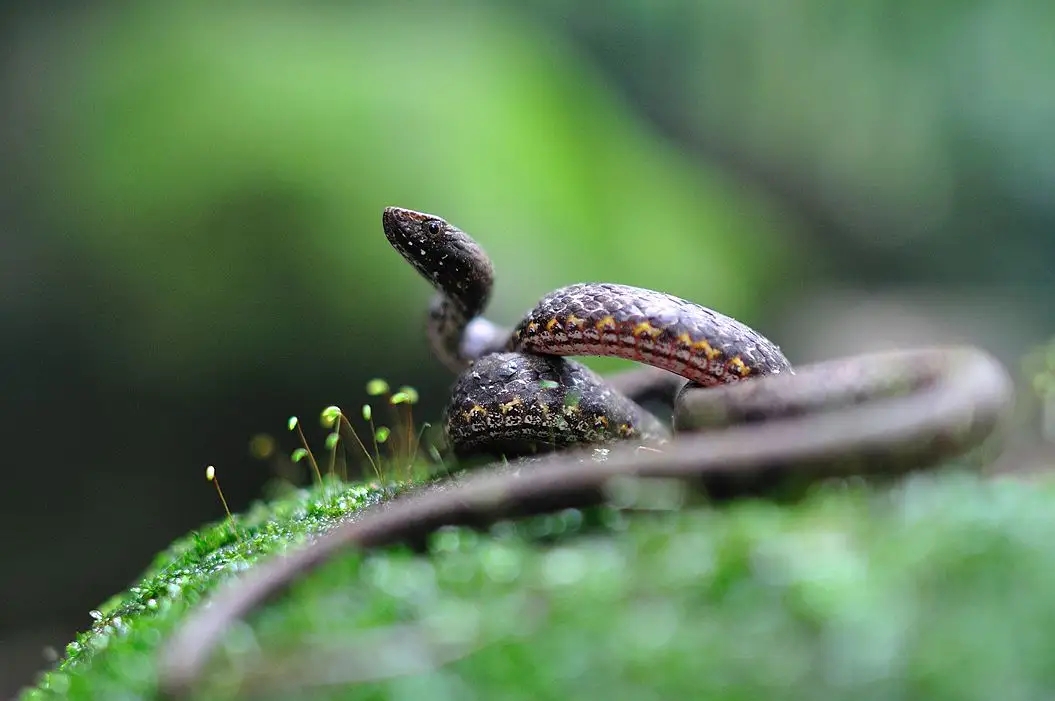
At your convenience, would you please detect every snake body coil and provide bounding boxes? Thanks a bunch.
[380,206,797,459]
[158,206,1014,697]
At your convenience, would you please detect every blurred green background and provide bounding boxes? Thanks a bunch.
[1,0,1052,694]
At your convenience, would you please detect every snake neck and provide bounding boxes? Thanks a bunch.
[383,206,504,370]
[427,296,470,373]
[428,296,510,373]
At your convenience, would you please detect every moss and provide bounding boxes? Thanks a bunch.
[21,477,400,699]
[19,467,1055,700]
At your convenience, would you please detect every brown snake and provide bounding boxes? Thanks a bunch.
[157,207,1014,697]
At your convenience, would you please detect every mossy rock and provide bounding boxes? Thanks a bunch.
[21,468,1055,700]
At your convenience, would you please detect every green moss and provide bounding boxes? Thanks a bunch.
[21,477,401,699]
[20,468,1055,700]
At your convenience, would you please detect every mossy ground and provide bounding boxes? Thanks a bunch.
[18,464,1055,701]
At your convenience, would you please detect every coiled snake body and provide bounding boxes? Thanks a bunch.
[159,207,1014,696]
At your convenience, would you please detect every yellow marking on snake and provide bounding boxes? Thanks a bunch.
[499,397,523,413]
[462,405,488,421]
[595,315,617,331]
[633,321,663,338]
[526,321,539,334]
[545,318,560,332]
[726,356,750,377]
[692,338,722,360]
[565,313,586,329]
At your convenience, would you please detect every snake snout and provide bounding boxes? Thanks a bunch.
[382,206,415,235]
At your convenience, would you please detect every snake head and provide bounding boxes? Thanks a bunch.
[383,206,494,317]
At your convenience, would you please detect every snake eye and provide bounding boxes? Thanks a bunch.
[426,220,442,235]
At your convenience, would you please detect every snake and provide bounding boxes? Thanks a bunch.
[157,206,1014,697]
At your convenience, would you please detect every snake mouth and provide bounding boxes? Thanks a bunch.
[382,206,423,253]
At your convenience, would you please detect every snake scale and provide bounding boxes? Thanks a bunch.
[157,206,1014,697]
